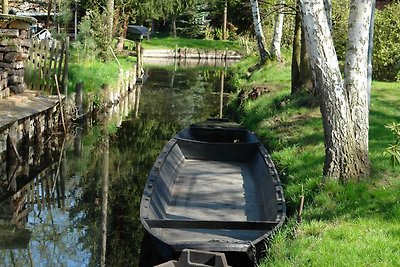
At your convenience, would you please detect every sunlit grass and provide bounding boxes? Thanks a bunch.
[228,57,400,266]
[68,56,136,94]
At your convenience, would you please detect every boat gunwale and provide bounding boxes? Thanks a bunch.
[140,123,287,256]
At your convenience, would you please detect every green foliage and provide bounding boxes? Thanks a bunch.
[384,122,400,167]
[374,2,400,81]
[72,13,99,62]
[73,9,112,62]
[207,0,252,36]
[331,0,350,61]
[176,3,210,38]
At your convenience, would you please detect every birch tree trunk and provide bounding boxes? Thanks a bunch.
[250,0,269,64]
[107,0,114,41]
[300,0,372,181]
[2,0,8,14]
[270,0,285,61]
[343,0,373,173]
[323,0,332,30]
[223,0,228,40]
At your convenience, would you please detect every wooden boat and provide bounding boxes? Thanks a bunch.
[140,119,286,260]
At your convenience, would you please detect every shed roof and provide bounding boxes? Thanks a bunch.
[127,25,149,36]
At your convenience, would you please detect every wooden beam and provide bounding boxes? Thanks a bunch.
[145,219,279,230]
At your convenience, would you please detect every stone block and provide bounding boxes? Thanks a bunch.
[0,87,10,99]
[9,20,30,30]
[4,51,18,62]
[19,30,28,39]
[0,70,7,79]
[5,68,23,76]
[0,61,24,69]
[0,29,19,37]
[9,83,26,93]
[12,38,31,48]
[4,51,28,62]
[8,75,24,85]
[0,44,19,52]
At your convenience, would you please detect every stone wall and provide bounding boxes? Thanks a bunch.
[0,14,36,96]
[0,70,8,99]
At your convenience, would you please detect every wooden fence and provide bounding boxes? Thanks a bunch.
[24,37,69,95]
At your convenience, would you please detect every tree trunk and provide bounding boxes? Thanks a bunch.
[106,0,114,42]
[116,15,128,52]
[46,0,52,29]
[2,0,8,14]
[292,0,313,94]
[299,0,372,181]
[223,0,228,40]
[299,24,314,93]
[112,8,120,38]
[270,0,285,61]
[343,0,373,175]
[171,16,177,38]
[291,2,302,94]
[323,0,332,30]
[250,0,269,64]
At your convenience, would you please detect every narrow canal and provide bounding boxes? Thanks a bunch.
[0,60,234,266]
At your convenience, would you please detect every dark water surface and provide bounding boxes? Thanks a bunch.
[0,63,234,266]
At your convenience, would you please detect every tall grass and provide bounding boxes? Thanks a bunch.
[227,57,400,266]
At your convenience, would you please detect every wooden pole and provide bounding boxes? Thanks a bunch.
[297,185,305,223]
[55,74,66,133]
[62,37,69,96]
[7,134,22,163]
[75,82,84,118]
[219,70,225,118]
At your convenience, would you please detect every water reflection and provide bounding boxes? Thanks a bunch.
[0,63,230,266]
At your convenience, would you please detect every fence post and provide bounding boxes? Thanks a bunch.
[62,37,69,96]
[75,82,84,118]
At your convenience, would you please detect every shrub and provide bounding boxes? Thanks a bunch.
[373,2,400,81]
[384,122,400,167]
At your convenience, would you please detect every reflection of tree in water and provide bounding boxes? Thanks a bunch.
[106,118,180,266]
[140,68,223,125]
[67,118,180,266]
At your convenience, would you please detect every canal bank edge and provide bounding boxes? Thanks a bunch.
[142,48,241,60]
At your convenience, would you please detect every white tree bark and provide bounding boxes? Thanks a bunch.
[106,0,114,42]
[344,0,373,168]
[250,0,269,64]
[270,0,285,61]
[300,0,372,180]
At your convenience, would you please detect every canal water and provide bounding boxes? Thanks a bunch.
[0,60,234,266]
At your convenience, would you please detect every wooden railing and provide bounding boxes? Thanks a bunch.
[24,37,69,95]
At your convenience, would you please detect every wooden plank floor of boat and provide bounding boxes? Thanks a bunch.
[160,159,266,243]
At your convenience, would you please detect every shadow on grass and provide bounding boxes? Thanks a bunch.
[238,84,400,224]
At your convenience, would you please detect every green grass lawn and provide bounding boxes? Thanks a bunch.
[141,36,241,51]
[227,56,400,266]
[68,55,136,94]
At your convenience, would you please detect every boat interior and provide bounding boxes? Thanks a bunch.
[141,123,285,247]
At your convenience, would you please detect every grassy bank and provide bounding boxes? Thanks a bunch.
[227,57,400,266]
[68,55,136,94]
